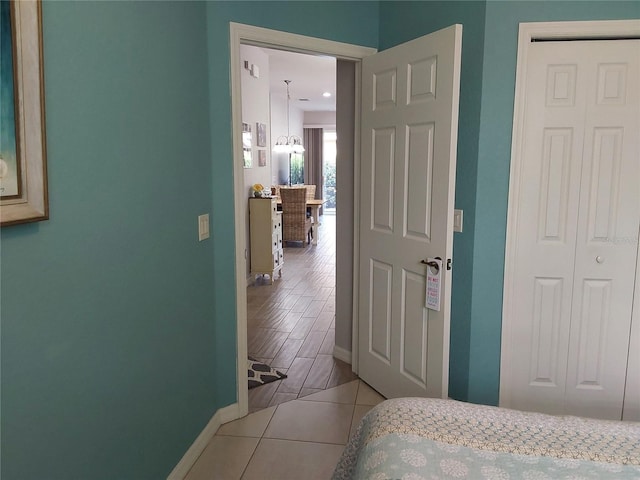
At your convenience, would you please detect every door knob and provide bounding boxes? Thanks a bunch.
[596,256,604,264]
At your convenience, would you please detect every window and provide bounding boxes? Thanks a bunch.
[289,153,304,185]
[323,131,336,211]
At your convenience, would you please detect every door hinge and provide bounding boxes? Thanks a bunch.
[447,258,452,270]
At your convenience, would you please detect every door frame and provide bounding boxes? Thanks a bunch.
[500,19,640,407]
[229,22,376,417]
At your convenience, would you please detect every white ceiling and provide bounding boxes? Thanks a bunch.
[264,48,336,112]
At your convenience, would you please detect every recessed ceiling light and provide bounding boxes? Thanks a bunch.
[322,92,331,97]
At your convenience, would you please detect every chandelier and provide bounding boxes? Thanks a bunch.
[273,80,305,154]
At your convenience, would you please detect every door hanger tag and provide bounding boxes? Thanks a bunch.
[425,257,443,311]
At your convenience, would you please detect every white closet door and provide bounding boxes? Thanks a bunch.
[564,40,640,420]
[503,39,639,420]
[623,242,640,421]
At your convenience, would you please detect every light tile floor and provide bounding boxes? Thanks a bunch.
[184,379,386,480]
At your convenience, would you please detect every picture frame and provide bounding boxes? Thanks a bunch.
[256,122,266,147]
[242,122,252,168]
[258,150,266,167]
[0,0,48,226]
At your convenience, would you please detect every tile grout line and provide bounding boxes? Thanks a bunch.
[237,404,280,480]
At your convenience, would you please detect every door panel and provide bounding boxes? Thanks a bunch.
[372,128,395,231]
[401,269,429,387]
[370,260,392,363]
[538,128,573,243]
[405,122,434,241]
[358,25,462,399]
[529,277,564,387]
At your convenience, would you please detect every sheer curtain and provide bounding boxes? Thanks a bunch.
[303,128,323,203]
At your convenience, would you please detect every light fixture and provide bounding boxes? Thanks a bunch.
[322,92,331,97]
[273,80,305,154]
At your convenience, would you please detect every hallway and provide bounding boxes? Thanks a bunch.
[246,214,358,412]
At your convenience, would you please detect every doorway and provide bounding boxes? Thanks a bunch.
[230,22,376,417]
[242,47,347,412]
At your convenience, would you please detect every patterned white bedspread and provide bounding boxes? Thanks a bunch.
[332,398,640,480]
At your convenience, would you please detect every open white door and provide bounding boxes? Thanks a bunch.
[357,25,462,399]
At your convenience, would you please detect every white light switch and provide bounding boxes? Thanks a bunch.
[454,209,463,233]
[198,214,210,241]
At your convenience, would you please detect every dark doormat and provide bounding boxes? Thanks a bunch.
[248,356,287,389]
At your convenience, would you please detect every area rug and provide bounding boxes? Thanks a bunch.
[248,357,287,389]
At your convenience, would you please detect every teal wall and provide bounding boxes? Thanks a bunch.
[1,2,216,479]
[204,0,379,408]
[469,0,640,405]
[378,1,487,402]
[0,1,378,479]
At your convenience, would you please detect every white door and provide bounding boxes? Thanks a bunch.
[502,39,640,420]
[357,25,462,399]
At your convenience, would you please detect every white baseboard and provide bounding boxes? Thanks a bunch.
[333,345,352,364]
[167,402,240,480]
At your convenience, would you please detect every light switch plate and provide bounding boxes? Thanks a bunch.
[454,209,463,233]
[198,214,210,241]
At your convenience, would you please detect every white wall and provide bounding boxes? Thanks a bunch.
[304,111,336,128]
[335,60,356,358]
[241,45,271,279]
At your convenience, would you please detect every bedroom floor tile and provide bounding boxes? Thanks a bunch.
[356,381,386,406]
[263,399,353,444]
[241,438,344,480]
[184,436,259,480]
[186,367,385,478]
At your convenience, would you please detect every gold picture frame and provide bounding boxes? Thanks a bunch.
[1,0,48,226]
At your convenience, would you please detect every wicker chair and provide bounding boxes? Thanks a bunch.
[304,185,316,240]
[305,184,316,200]
[280,187,312,246]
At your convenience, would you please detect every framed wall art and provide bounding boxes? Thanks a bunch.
[256,122,266,147]
[1,0,48,226]
[242,122,252,168]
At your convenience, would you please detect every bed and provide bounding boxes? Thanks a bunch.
[332,398,640,480]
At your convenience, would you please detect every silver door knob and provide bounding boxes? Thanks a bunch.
[596,256,604,264]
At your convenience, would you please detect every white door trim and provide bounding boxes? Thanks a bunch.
[351,60,363,373]
[229,22,376,418]
[500,19,640,407]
